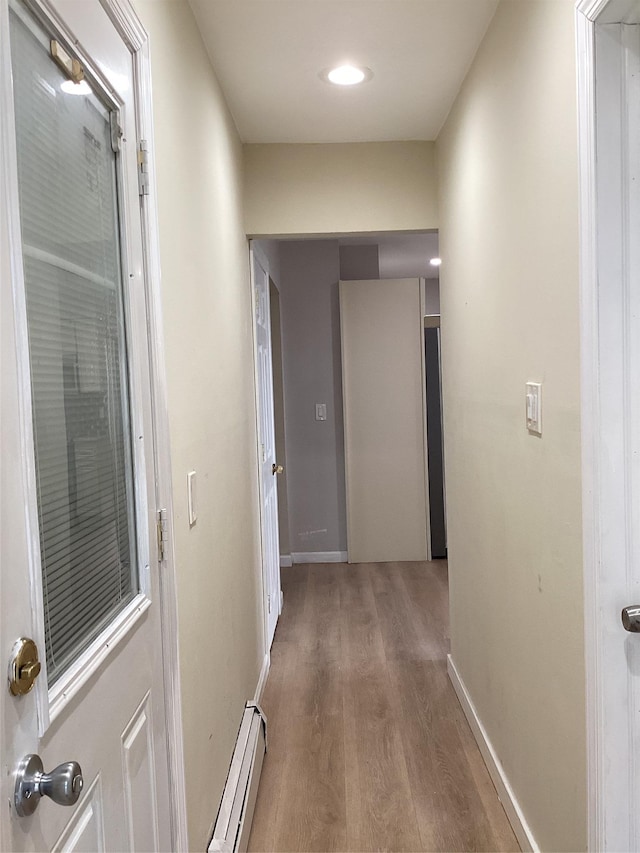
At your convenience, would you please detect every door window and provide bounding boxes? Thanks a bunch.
[10,3,139,685]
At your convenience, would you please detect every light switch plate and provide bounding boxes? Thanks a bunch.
[187,470,197,526]
[315,403,327,421]
[526,383,542,435]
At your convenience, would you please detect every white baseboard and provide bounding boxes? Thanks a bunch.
[291,551,348,564]
[279,554,293,568]
[254,653,270,704]
[447,655,539,853]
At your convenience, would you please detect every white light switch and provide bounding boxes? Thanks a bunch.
[187,470,197,526]
[315,403,327,421]
[526,383,542,435]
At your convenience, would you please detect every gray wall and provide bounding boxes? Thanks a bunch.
[275,238,440,559]
[339,244,379,280]
[425,279,440,314]
[279,240,347,555]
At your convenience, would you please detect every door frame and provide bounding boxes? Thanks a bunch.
[0,0,188,848]
[577,0,640,848]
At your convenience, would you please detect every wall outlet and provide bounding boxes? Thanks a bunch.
[315,403,327,421]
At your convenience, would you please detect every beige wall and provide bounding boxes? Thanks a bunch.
[436,2,585,850]
[134,1,263,847]
[244,142,438,236]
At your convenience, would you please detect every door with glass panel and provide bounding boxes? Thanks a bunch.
[0,0,173,849]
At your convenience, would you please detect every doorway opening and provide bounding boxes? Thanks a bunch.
[251,230,445,611]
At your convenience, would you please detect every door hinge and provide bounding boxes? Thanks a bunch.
[157,508,168,562]
[267,593,272,614]
[138,140,150,196]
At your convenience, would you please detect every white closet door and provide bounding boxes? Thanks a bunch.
[340,278,427,563]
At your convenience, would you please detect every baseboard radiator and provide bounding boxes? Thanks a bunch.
[207,702,267,853]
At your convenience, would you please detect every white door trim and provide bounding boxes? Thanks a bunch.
[576,5,600,848]
[100,2,189,847]
[576,1,640,848]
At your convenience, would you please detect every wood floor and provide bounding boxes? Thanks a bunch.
[247,562,519,853]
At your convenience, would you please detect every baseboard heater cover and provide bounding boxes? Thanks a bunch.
[207,702,267,853]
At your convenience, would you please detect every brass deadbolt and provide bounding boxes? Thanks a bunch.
[272,464,284,476]
[8,638,41,696]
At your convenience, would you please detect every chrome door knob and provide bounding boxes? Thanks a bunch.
[622,606,640,632]
[14,754,83,817]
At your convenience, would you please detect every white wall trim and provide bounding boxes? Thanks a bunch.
[291,551,348,564]
[447,656,539,853]
[575,4,601,850]
[577,0,614,19]
[253,653,270,705]
[100,1,189,848]
[279,554,293,568]
[577,0,640,23]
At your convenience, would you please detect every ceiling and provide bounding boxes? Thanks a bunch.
[188,1,499,144]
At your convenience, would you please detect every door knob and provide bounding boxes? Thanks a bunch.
[14,754,83,817]
[272,463,283,475]
[622,605,640,632]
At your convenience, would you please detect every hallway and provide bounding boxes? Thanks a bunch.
[248,562,519,852]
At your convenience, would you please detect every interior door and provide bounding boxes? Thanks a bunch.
[581,12,640,849]
[0,0,172,849]
[251,247,281,648]
[340,278,428,563]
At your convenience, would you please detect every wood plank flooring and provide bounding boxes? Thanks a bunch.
[247,562,519,853]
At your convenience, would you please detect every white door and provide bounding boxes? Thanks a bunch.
[1,0,173,849]
[251,247,281,648]
[578,5,640,850]
[340,278,428,563]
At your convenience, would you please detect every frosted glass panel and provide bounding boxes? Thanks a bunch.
[10,5,138,685]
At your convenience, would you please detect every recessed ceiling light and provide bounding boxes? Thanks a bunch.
[430,257,442,267]
[61,80,92,96]
[321,64,373,86]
